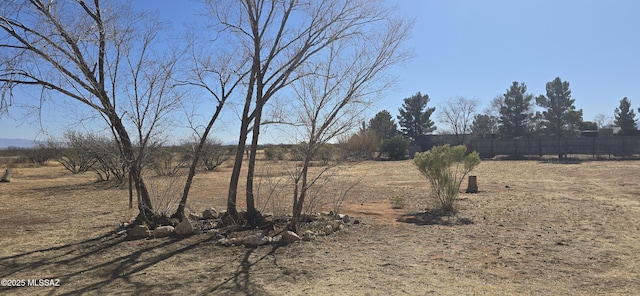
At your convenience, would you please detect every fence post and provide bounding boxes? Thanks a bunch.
[490,136,494,158]
[466,176,478,193]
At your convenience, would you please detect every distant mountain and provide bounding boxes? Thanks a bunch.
[0,138,37,149]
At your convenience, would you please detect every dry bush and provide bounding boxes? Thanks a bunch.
[55,131,97,174]
[301,174,332,215]
[339,130,379,160]
[328,169,363,214]
[299,166,363,215]
[24,142,58,166]
[0,149,32,168]
[146,176,182,217]
[195,140,233,171]
[255,166,290,217]
[391,193,407,209]
[263,145,286,161]
[89,137,128,183]
[149,147,188,177]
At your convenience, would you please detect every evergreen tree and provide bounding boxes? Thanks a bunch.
[498,82,534,138]
[614,97,637,135]
[369,110,398,140]
[535,77,583,137]
[471,114,498,138]
[397,92,436,141]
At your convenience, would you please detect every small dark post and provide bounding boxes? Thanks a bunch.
[0,169,10,183]
[465,175,478,193]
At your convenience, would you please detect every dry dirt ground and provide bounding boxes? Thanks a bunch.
[1,159,639,295]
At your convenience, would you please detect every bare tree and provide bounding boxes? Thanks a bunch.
[204,0,408,225]
[89,134,128,183]
[275,17,411,231]
[25,140,59,166]
[56,131,98,174]
[594,113,613,129]
[488,95,504,118]
[438,97,479,144]
[171,34,248,220]
[0,1,182,225]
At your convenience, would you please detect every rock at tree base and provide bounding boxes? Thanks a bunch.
[324,224,334,235]
[341,214,351,223]
[154,226,175,238]
[244,233,269,246]
[281,231,301,243]
[331,220,343,232]
[202,207,220,219]
[175,219,194,235]
[189,213,203,220]
[127,225,150,239]
[302,230,317,241]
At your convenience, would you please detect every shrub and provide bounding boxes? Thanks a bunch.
[149,147,187,176]
[391,194,407,209]
[316,144,334,165]
[380,135,409,160]
[413,145,480,213]
[24,142,59,166]
[56,131,97,174]
[340,130,379,160]
[89,136,127,183]
[263,145,286,161]
[198,140,232,171]
[289,143,307,162]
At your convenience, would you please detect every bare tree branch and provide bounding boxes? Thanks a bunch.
[0,0,184,224]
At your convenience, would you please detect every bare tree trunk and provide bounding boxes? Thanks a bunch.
[227,85,254,221]
[173,155,200,221]
[110,114,155,223]
[226,134,245,221]
[173,103,226,221]
[289,154,312,232]
[245,102,264,226]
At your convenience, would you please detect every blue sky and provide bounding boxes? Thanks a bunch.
[1,0,639,143]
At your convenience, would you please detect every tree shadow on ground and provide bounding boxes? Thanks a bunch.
[0,229,285,295]
[199,245,281,296]
[26,180,123,196]
[397,210,474,226]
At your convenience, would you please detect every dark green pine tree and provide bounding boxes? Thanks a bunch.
[368,110,398,140]
[397,92,436,141]
[498,82,534,138]
[471,114,499,138]
[614,97,637,136]
[535,77,583,137]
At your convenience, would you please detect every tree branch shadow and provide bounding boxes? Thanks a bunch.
[0,227,289,295]
[397,209,474,226]
[0,231,218,295]
[200,244,280,296]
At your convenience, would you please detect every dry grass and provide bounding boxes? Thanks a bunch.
[1,160,639,295]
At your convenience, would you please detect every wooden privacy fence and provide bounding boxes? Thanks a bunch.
[414,135,640,159]
[467,136,640,158]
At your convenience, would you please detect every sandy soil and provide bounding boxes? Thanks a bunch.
[1,159,639,295]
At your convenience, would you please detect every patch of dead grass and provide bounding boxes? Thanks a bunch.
[1,160,639,295]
